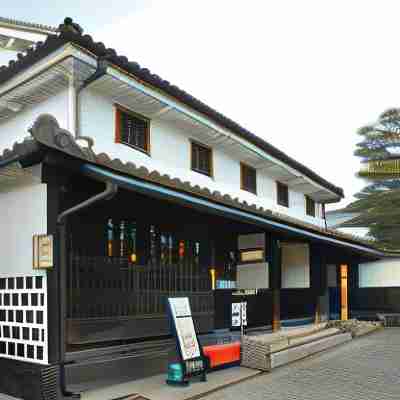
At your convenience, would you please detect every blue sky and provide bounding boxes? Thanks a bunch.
[3,1,400,209]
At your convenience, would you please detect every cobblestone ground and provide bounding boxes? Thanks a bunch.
[204,329,400,400]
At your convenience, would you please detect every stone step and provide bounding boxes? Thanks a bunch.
[267,332,352,370]
[352,324,382,338]
[288,327,341,347]
[283,322,328,340]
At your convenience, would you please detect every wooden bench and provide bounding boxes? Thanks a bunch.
[203,342,241,369]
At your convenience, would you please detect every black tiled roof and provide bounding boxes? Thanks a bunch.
[0,17,344,199]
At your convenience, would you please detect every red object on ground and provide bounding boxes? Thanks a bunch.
[203,342,241,369]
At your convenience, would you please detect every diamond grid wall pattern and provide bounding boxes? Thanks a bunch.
[0,275,48,364]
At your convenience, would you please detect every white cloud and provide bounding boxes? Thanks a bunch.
[93,0,400,209]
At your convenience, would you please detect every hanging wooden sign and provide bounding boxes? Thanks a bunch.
[33,234,54,269]
[239,249,264,263]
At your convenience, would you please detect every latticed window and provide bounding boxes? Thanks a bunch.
[191,141,213,176]
[277,181,289,207]
[241,163,257,194]
[306,195,316,217]
[115,106,150,153]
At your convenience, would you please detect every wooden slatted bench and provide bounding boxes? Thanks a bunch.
[203,342,241,369]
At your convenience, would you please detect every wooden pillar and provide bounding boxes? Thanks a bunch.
[270,236,281,332]
[315,298,321,324]
[340,264,349,321]
[272,289,281,331]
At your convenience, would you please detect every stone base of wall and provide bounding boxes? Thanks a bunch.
[0,359,61,400]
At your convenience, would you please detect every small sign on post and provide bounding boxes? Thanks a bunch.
[232,302,247,337]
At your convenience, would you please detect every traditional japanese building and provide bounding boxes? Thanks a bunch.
[0,17,389,400]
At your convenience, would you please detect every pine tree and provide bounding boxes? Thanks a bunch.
[343,109,400,249]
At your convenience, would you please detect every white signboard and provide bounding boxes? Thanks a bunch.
[176,317,201,360]
[169,297,191,317]
[168,297,201,361]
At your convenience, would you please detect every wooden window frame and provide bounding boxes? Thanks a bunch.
[115,104,151,155]
[240,162,257,195]
[190,140,214,178]
[305,195,316,217]
[277,181,289,207]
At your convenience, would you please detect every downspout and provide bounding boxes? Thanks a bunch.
[322,203,328,230]
[0,154,23,168]
[57,181,118,397]
[72,57,109,146]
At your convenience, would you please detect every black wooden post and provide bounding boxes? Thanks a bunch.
[310,243,328,323]
[348,261,359,318]
[43,164,62,365]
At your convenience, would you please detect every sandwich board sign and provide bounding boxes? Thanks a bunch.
[167,297,207,384]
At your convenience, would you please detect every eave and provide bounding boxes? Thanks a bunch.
[0,114,389,259]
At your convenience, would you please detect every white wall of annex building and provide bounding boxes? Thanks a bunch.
[281,243,310,288]
[359,258,400,287]
[0,89,68,154]
[80,89,324,226]
[0,173,47,277]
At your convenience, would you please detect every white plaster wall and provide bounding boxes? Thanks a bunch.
[0,89,68,154]
[0,174,47,277]
[237,263,269,289]
[281,243,310,288]
[79,89,326,225]
[359,258,400,287]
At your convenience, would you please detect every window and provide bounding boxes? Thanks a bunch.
[306,195,316,217]
[240,163,257,194]
[191,141,213,177]
[277,182,289,207]
[115,106,150,154]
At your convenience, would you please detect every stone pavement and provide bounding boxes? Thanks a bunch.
[203,329,400,400]
[79,364,260,400]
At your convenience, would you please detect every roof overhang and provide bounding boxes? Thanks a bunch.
[0,17,56,53]
[0,44,95,120]
[0,114,391,259]
[81,162,382,258]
